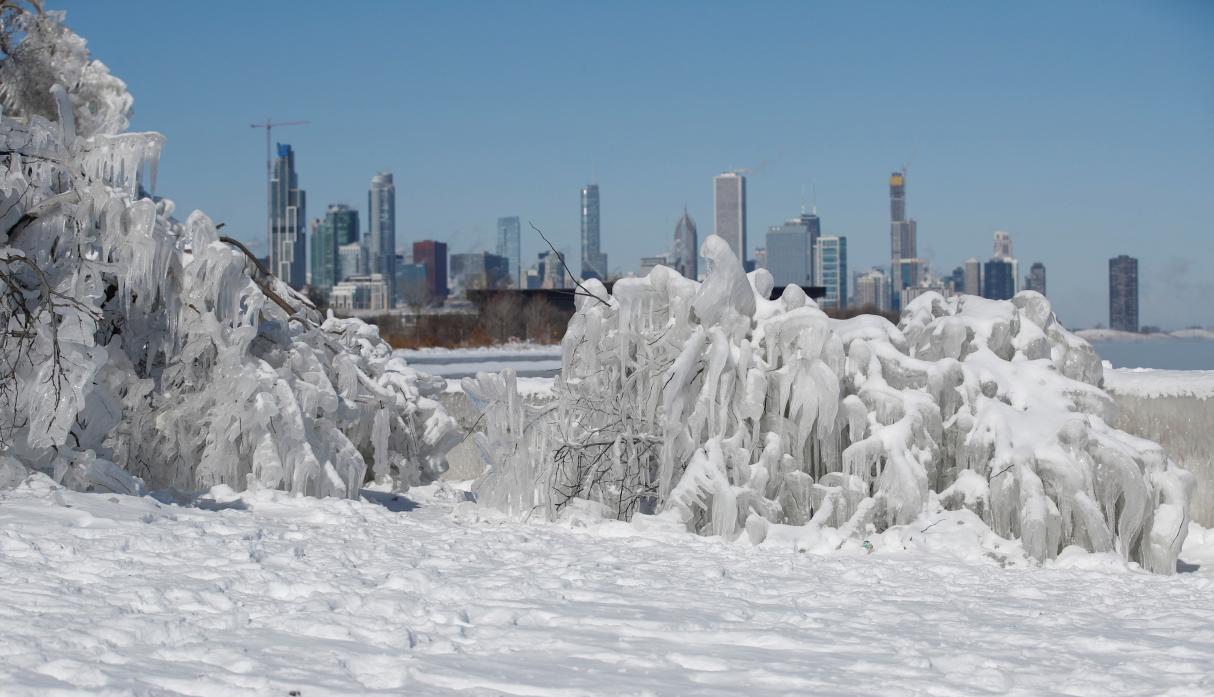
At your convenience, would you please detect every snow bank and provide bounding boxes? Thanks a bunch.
[1,475,1213,695]
[1104,366,1214,400]
[470,235,1194,573]
[0,9,458,497]
[1077,327,1214,342]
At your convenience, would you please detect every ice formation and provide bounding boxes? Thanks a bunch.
[469,235,1194,573]
[0,7,458,496]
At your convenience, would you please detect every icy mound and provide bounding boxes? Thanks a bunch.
[0,9,458,496]
[470,235,1193,573]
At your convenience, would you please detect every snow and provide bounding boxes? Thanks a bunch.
[0,475,1212,696]
[444,375,555,397]
[1104,365,1214,400]
[471,238,1194,573]
[1077,328,1214,342]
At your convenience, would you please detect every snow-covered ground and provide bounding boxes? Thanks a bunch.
[2,476,1213,696]
[1105,365,1214,400]
[399,346,562,379]
[1076,328,1214,342]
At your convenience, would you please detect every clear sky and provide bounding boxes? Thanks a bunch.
[56,0,1213,329]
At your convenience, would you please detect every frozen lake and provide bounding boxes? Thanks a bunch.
[1090,338,1214,370]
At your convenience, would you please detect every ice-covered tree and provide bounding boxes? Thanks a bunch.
[0,4,459,496]
[469,235,1194,573]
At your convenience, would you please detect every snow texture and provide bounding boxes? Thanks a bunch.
[0,9,458,497]
[1077,328,1214,342]
[1105,366,1214,400]
[1,474,1212,696]
[470,235,1195,573]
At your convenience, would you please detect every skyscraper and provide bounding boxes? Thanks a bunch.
[580,184,607,280]
[765,220,810,288]
[801,208,821,284]
[367,171,396,304]
[310,204,358,294]
[963,257,982,296]
[413,240,448,302]
[983,259,1016,300]
[270,143,307,289]
[855,268,891,311]
[991,230,1019,294]
[1109,255,1138,332]
[815,236,848,309]
[496,216,522,288]
[671,207,698,280]
[888,170,917,310]
[714,172,747,262]
[1025,262,1046,296]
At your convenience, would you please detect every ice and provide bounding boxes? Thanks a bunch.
[0,11,457,498]
[473,235,1194,573]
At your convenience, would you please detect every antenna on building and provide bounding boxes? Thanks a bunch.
[250,118,308,264]
[811,179,818,215]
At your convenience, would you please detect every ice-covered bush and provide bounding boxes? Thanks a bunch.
[0,6,459,496]
[470,235,1193,573]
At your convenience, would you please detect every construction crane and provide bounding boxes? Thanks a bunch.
[250,118,308,270]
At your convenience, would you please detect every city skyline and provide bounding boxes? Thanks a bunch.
[57,0,1214,329]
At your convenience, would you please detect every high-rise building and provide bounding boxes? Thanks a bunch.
[671,208,698,280]
[983,259,1016,300]
[310,204,358,294]
[963,257,982,296]
[815,236,848,309]
[948,266,965,296]
[714,172,747,262]
[270,143,307,289]
[580,184,607,280]
[367,172,396,304]
[765,221,810,288]
[990,230,1019,294]
[1025,262,1046,296]
[496,216,522,288]
[398,263,429,307]
[413,240,448,302]
[451,252,511,293]
[855,268,891,311]
[639,255,668,276]
[801,208,821,284]
[329,274,390,312]
[338,242,366,282]
[888,170,918,310]
[1109,255,1138,332]
[893,258,926,296]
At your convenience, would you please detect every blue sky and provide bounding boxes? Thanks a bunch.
[57,0,1213,329]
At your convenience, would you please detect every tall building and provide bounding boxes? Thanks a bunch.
[398,263,428,307]
[451,252,511,293]
[338,242,366,282]
[765,221,810,288]
[983,259,1016,300]
[413,240,448,302]
[990,230,1019,294]
[855,268,891,311]
[963,257,982,296]
[893,258,926,296]
[671,207,698,280]
[329,274,390,312]
[496,216,522,288]
[270,143,307,289]
[639,255,668,276]
[310,204,358,294]
[800,208,821,284]
[714,172,747,262]
[580,184,607,280]
[815,236,848,309]
[888,170,917,310]
[1109,255,1138,332]
[367,172,396,304]
[1025,262,1046,296]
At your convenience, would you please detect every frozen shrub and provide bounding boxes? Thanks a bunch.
[0,7,458,496]
[470,235,1194,574]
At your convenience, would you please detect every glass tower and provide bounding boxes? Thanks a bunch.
[270,143,307,289]
[368,172,396,305]
[496,216,522,288]
[580,184,607,280]
[714,172,747,262]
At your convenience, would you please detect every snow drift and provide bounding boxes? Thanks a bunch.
[0,7,459,497]
[469,235,1194,573]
